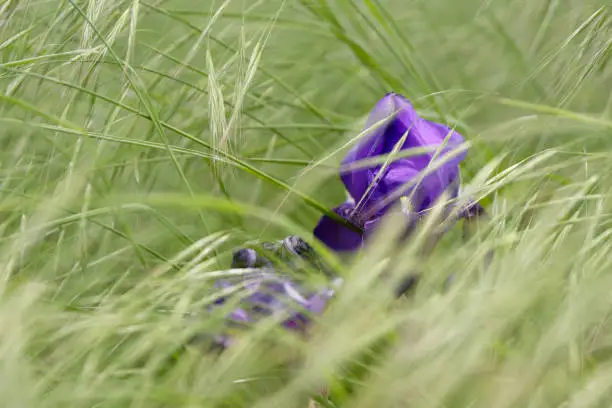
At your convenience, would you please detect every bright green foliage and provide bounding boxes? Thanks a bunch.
[1,0,612,406]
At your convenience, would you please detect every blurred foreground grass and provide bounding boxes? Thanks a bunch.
[2,0,612,406]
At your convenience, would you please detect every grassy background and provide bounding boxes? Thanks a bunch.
[2,0,612,406]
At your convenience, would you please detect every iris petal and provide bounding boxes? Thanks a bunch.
[340,93,399,203]
[317,93,470,252]
[343,93,466,213]
[313,202,364,251]
[209,244,341,349]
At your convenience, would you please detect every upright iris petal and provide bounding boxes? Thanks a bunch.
[315,93,471,251]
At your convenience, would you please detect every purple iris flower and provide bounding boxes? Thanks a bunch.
[314,92,479,251]
[209,244,341,349]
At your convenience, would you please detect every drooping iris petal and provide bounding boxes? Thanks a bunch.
[312,201,364,251]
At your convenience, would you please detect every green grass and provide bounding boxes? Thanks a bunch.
[1,0,612,406]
